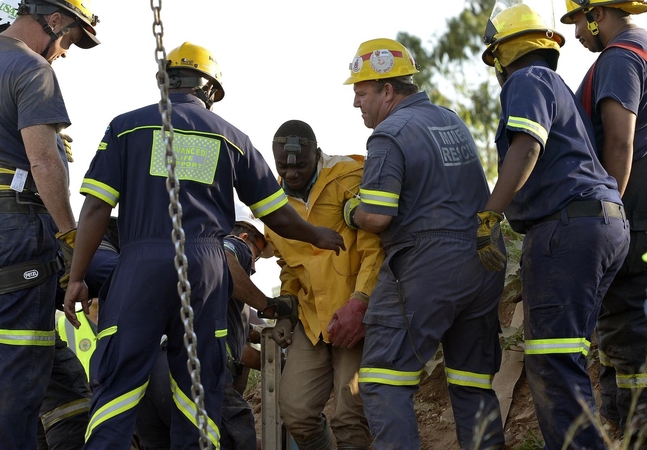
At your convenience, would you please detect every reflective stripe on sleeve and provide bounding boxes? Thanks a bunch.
[80,179,119,208]
[249,189,289,218]
[358,367,422,386]
[359,188,399,209]
[507,116,548,146]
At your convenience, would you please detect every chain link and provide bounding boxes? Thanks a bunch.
[150,1,211,448]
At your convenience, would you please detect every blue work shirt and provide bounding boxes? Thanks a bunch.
[496,61,620,224]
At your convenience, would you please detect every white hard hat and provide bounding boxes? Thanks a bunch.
[234,201,273,258]
[0,1,19,30]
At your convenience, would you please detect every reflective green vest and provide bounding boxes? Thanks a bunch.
[57,312,97,380]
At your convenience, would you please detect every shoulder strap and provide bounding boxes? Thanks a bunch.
[582,42,647,117]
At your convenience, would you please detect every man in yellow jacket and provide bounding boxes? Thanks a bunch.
[267,120,384,450]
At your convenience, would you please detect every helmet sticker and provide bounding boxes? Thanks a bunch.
[180,57,197,68]
[350,56,363,74]
[369,49,395,75]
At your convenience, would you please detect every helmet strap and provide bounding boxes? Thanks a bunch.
[35,14,77,58]
[584,8,605,51]
[494,57,507,80]
[194,86,214,110]
[167,73,217,109]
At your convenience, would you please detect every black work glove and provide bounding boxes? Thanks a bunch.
[271,318,294,349]
[258,294,298,326]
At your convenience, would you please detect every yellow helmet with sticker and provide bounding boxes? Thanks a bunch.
[482,2,565,71]
[167,42,225,103]
[343,38,420,85]
[561,0,647,24]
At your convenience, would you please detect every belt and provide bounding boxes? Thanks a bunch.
[0,195,48,215]
[0,171,38,194]
[529,200,625,230]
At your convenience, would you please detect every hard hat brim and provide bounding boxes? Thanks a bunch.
[75,26,100,49]
[560,11,579,24]
[482,29,565,66]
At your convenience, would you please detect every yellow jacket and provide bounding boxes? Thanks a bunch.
[266,153,384,345]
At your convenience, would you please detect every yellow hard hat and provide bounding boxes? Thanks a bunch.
[561,0,647,24]
[482,3,565,69]
[344,38,419,85]
[20,0,100,48]
[167,42,225,103]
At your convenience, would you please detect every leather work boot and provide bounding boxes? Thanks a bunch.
[295,425,333,450]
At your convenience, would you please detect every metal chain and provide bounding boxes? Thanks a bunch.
[150,1,211,448]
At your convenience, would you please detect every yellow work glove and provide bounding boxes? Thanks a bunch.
[476,211,506,272]
[59,133,73,163]
[342,196,361,230]
[56,228,76,290]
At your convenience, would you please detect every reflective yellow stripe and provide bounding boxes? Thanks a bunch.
[41,398,91,430]
[85,380,149,442]
[359,188,399,209]
[0,329,55,346]
[249,189,289,218]
[97,326,117,340]
[98,142,107,151]
[598,350,612,367]
[80,179,119,208]
[215,328,227,338]
[358,367,422,386]
[223,240,238,258]
[445,368,493,389]
[0,168,16,190]
[507,116,548,146]
[170,376,220,446]
[525,338,590,356]
[116,126,245,155]
[617,373,647,389]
